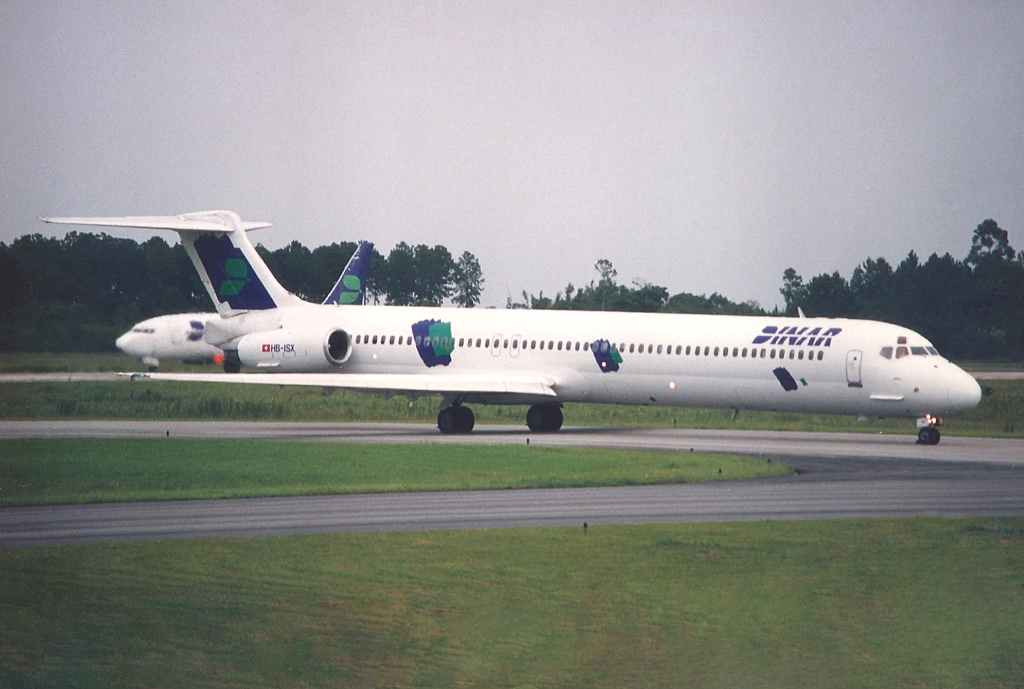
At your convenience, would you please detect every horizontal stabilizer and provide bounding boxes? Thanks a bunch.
[41,210,294,315]
[121,371,557,398]
[40,212,271,233]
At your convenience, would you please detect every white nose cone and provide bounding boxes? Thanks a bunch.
[948,370,982,413]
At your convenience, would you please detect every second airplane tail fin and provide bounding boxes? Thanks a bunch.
[41,210,304,316]
[323,241,374,305]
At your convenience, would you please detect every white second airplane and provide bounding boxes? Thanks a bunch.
[42,211,981,444]
[116,313,223,370]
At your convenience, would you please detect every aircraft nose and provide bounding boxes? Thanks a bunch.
[948,369,982,412]
[115,333,129,352]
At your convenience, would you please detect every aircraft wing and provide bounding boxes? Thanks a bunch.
[121,371,557,398]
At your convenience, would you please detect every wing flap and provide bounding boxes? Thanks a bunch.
[120,372,557,398]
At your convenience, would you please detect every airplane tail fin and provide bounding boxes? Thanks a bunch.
[323,241,374,305]
[40,211,303,316]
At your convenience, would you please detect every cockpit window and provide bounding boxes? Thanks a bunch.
[911,346,928,356]
[926,346,939,356]
[895,346,910,359]
[879,346,893,359]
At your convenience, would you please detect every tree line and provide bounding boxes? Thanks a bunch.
[1,219,1021,359]
[0,234,483,352]
[777,219,1024,360]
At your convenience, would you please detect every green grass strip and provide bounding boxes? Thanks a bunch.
[2,518,1022,687]
[2,376,1022,437]
[0,438,790,506]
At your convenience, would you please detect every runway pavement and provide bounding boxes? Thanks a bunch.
[2,419,1022,464]
[2,421,1023,547]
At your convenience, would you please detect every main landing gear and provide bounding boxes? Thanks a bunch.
[436,403,565,434]
[526,404,563,433]
[916,415,943,445]
[437,405,475,434]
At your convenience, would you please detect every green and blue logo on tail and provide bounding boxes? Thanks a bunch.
[193,234,276,310]
[324,242,373,306]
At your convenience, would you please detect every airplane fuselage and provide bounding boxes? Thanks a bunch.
[231,303,981,420]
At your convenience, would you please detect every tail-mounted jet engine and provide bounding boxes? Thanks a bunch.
[236,328,352,372]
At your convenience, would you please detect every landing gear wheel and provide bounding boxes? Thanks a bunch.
[438,406,475,434]
[526,404,563,432]
[544,406,563,432]
[438,407,457,434]
[223,361,240,373]
[917,426,941,445]
[455,406,475,433]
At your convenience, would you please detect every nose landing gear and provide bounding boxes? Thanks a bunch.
[916,415,943,445]
[917,426,941,445]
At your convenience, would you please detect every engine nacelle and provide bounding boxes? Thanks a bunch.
[236,328,352,372]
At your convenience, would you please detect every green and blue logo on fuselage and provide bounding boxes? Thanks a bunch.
[412,319,454,367]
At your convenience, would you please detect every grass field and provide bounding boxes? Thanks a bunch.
[2,351,1022,437]
[2,376,1022,438]
[2,518,1022,688]
[0,438,789,507]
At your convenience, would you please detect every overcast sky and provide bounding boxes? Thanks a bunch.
[2,1,1022,309]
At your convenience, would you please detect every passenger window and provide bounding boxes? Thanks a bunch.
[390,336,395,345]
[742,348,747,357]
[686,346,691,355]
[583,342,590,351]
[557,341,563,351]
[356,335,362,344]
[513,340,519,349]
[575,342,580,351]
[880,347,893,359]
[714,347,720,356]
[789,350,795,359]
[694,346,701,356]
[484,339,490,348]
[675,345,681,355]
[476,339,482,347]
[798,350,804,360]
[503,340,509,349]
[657,345,663,354]
[531,340,536,349]
[817,351,823,360]
[704,346,710,356]
[895,346,909,359]
[372,335,378,344]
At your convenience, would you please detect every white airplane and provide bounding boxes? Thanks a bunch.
[116,313,223,370]
[115,241,374,369]
[41,211,982,444]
